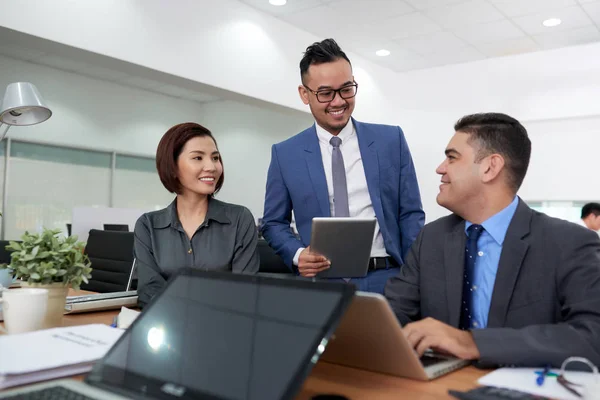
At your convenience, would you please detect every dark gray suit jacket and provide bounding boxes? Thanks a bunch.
[385,199,600,367]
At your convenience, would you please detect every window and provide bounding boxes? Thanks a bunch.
[113,155,172,211]
[4,142,111,240]
[526,200,586,224]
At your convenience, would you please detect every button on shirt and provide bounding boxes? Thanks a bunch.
[464,196,519,328]
[134,198,260,307]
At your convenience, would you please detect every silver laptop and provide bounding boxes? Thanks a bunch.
[63,259,138,314]
[311,217,376,279]
[0,268,355,399]
[321,291,470,380]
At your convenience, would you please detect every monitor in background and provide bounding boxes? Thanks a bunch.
[103,224,129,232]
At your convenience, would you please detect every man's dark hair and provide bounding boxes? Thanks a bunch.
[299,38,351,84]
[581,203,600,219]
[454,113,531,192]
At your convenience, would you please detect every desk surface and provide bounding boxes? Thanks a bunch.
[1,290,487,399]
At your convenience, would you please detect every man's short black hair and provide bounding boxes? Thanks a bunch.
[455,112,531,192]
[582,203,600,219]
[299,38,351,84]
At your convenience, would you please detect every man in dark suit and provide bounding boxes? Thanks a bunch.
[385,112,600,367]
[261,39,424,294]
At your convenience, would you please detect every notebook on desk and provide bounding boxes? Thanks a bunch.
[0,268,356,400]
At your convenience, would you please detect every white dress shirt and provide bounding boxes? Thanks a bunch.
[293,121,388,265]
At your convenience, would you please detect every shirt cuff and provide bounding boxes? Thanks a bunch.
[293,247,305,266]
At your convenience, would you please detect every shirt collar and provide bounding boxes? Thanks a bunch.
[315,120,355,147]
[465,196,519,245]
[154,197,231,229]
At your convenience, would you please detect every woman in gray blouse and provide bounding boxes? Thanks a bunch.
[134,122,259,307]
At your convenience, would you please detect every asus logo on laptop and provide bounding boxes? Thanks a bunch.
[161,383,186,397]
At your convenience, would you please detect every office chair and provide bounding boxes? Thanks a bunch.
[257,239,292,275]
[103,224,129,232]
[0,240,20,266]
[81,229,135,293]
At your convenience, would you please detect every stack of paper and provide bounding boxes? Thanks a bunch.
[479,367,597,400]
[0,324,123,389]
[117,306,140,329]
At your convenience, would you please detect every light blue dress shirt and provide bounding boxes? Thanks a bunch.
[464,196,519,328]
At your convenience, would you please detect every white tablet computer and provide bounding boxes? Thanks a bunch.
[310,217,376,279]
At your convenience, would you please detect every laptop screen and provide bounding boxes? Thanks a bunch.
[86,269,355,400]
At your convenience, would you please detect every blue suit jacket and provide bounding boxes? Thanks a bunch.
[261,119,425,271]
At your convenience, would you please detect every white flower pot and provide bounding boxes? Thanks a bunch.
[21,282,69,329]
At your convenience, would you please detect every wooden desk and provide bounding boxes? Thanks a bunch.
[2,291,487,399]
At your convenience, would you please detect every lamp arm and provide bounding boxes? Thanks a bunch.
[0,123,10,142]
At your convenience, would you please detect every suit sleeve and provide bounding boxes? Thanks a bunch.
[397,126,425,259]
[260,144,303,271]
[384,228,424,325]
[232,207,260,274]
[472,229,600,367]
[133,216,167,309]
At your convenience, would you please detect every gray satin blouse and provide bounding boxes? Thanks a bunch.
[134,198,259,307]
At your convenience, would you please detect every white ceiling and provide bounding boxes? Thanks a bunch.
[0,29,221,104]
[240,0,600,72]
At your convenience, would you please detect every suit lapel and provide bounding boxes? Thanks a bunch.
[487,199,531,327]
[355,120,384,222]
[304,125,330,217]
[445,222,467,327]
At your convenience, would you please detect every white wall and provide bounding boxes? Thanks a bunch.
[199,101,311,219]
[392,42,600,220]
[519,115,600,203]
[0,55,207,154]
[0,0,411,122]
[0,55,312,222]
[397,42,600,122]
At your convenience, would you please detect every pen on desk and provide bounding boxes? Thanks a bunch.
[535,365,553,386]
[110,315,118,328]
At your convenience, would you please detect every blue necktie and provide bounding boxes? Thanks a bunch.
[329,136,350,217]
[460,224,484,330]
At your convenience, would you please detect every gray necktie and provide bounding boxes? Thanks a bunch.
[330,136,350,217]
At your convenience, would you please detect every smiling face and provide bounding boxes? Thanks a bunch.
[176,136,223,197]
[298,58,355,135]
[435,132,487,214]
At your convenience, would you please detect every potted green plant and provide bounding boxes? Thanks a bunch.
[0,228,92,328]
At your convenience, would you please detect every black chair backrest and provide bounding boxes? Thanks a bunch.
[82,229,134,293]
[66,223,72,236]
[0,240,19,265]
[103,224,129,232]
[257,239,291,274]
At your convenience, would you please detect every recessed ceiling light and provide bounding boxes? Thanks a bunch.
[542,18,561,27]
[269,0,287,5]
[375,49,391,57]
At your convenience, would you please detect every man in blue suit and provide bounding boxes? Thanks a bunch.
[261,39,425,294]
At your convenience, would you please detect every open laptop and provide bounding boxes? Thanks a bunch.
[64,260,138,314]
[311,217,376,279]
[321,291,470,380]
[0,268,355,400]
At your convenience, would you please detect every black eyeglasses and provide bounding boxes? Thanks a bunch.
[303,82,358,103]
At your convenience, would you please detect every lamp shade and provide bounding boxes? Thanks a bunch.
[0,82,52,126]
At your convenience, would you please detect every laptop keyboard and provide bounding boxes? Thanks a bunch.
[3,386,97,400]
